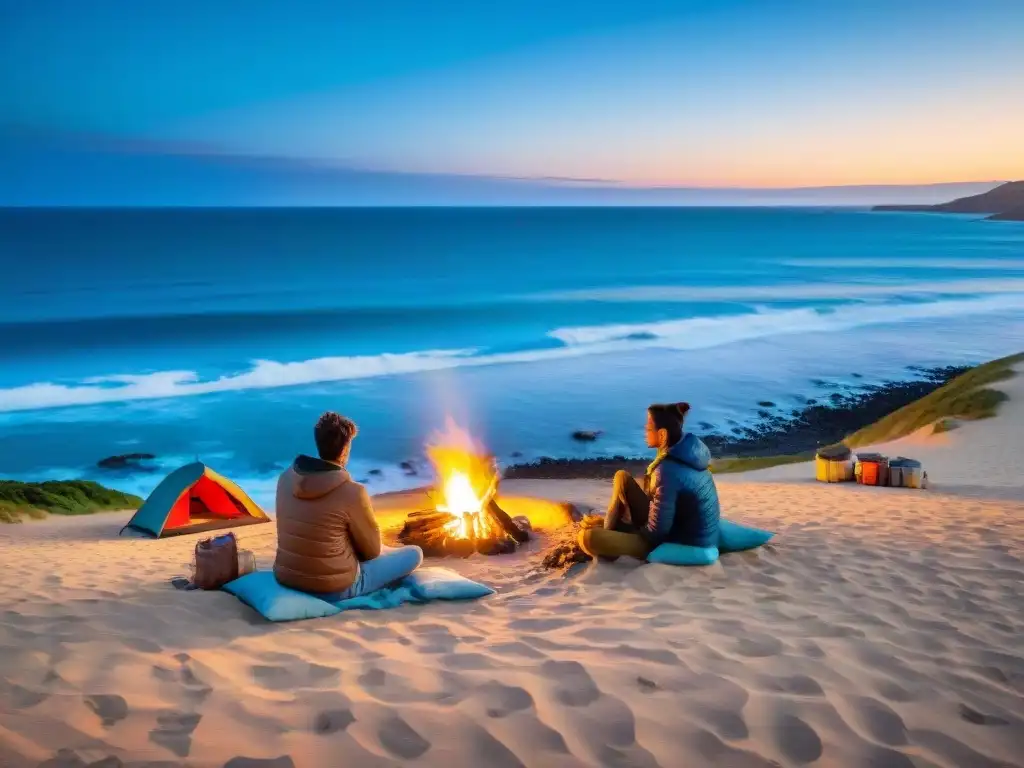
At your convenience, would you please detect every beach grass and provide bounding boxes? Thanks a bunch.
[708,352,1022,472]
[0,480,142,524]
[710,452,814,474]
[844,351,1023,448]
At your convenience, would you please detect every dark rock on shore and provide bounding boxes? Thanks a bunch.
[505,455,649,481]
[399,461,417,476]
[699,364,970,459]
[368,469,383,476]
[97,453,156,470]
[571,430,602,442]
[505,364,969,480]
[757,401,776,408]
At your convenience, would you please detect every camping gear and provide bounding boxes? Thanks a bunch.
[855,453,890,486]
[889,457,926,489]
[192,532,239,590]
[815,444,854,483]
[222,567,495,622]
[119,461,270,538]
[238,549,257,576]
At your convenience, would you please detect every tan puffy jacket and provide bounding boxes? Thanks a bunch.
[273,455,382,594]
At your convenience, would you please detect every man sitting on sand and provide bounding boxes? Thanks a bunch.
[579,402,721,561]
[274,411,423,600]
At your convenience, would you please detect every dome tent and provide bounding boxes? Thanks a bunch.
[120,462,270,538]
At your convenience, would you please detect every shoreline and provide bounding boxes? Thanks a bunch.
[504,363,973,480]
[0,360,1011,515]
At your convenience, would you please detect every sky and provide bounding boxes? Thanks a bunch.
[2,0,1023,201]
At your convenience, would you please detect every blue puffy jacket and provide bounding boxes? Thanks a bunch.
[644,433,721,548]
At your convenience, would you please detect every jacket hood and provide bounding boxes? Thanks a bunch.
[287,454,350,500]
[668,433,712,471]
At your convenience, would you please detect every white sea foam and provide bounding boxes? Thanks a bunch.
[522,277,1024,303]
[0,349,478,412]
[0,294,1021,413]
[549,293,1024,347]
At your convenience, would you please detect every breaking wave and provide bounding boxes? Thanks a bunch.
[1,293,1021,413]
[548,293,1024,346]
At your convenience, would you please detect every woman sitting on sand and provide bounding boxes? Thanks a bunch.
[578,402,721,561]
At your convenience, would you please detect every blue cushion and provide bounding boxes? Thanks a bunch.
[222,571,342,622]
[646,519,775,566]
[222,567,495,622]
[407,566,496,600]
[718,519,774,553]
[648,544,720,566]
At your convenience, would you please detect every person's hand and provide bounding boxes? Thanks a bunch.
[580,513,604,529]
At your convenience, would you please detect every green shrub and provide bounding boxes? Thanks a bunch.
[711,352,1021,473]
[711,452,814,474]
[845,352,1022,448]
[0,481,142,523]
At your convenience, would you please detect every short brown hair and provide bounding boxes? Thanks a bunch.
[314,411,358,461]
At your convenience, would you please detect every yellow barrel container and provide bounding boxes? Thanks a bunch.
[815,443,854,483]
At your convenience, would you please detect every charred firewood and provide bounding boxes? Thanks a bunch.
[487,498,530,543]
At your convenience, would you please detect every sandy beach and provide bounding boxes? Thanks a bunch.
[2,374,1023,767]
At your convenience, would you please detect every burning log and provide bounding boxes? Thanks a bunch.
[487,498,530,543]
[397,416,531,558]
[397,498,528,557]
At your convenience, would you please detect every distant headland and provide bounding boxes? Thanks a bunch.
[873,180,1024,221]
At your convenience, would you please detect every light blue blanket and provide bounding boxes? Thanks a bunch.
[222,567,495,622]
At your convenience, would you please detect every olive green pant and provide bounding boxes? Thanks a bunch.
[578,470,652,561]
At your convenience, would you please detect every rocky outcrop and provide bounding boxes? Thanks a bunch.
[988,204,1024,222]
[97,453,156,470]
[505,364,970,479]
[873,180,1024,221]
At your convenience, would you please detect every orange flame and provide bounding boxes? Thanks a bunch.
[425,416,498,539]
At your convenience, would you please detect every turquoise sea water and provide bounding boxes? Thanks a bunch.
[1,207,1022,506]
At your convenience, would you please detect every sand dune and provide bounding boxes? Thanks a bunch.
[3,376,1024,766]
[731,361,1024,501]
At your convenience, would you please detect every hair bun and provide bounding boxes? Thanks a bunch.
[676,402,691,416]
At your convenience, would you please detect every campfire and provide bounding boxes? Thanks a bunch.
[397,418,530,557]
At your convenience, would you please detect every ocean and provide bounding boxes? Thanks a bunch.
[1,207,1022,507]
